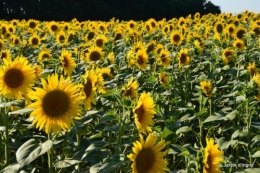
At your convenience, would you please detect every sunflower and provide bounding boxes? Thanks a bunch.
[0,57,35,100]
[60,49,76,76]
[170,31,183,45]
[158,49,171,68]
[127,50,136,69]
[233,39,246,50]
[27,19,39,31]
[132,41,145,53]
[33,64,42,78]
[98,67,113,81]
[81,69,97,111]
[27,74,84,134]
[127,133,169,173]
[122,77,139,99]
[94,34,108,48]
[214,21,224,35]
[203,138,224,173]
[86,30,96,42]
[29,33,41,48]
[0,49,11,62]
[11,34,22,47]
[38,48,52,61]
[145,40,156,54]
[235,28,247,40]
[159,72,169,85]
[113,30,124,41]
[200,81,212,96]
[247,62,258,76]
[0,40,5,50]
[67,31,74,44]
[155,44,164,54]
[56,31,66,45]
[251,24,260,36]
[135,49,148,70]
[133,91,156,134]
[47,21,60,34]
[1,23,9,37]
[107,52,115,64]
[178,48,190,68]
[127,20,137,30]
[222,48,235,65]
[86,46,104,63]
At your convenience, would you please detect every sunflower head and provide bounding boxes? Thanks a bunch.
[158,49,171,68]
[27,74,84,134]
[222,48,235,65]
[0,49,11,62]
[170,31,183,45]
[248,62,258,76]
[122,77,139,99]
[56,31,66,45]
[214,21,224,34]
[135,49,148,70]
[86,46,104,63]
[95,34,108,48]
[133,91,156,134]
[0,56,36,100]
[235,28,247,40]
[159,72,169,85]
[38,49,52,61]
[233,39,246,50]
[29,33,41,48]
[203,138,223,173]
[127,133,169,173]
[178,48,190,68]
[200,81,212,96]
[48,21,60,34]
[60,49,76,76]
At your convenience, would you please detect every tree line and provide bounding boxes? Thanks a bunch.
[0,0,221,21]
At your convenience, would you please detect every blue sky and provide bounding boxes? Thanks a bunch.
[210,0,260,14]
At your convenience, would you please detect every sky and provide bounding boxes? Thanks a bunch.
[210,0,260,14]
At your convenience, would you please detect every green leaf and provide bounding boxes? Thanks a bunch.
[161,127,174,138]
[16,139,53,168]
[176,126,191,135]
[252,151,260,158]
[251,122,260,129]
[0,100,24,108]
[0,164,20,173]
[203,115,226,123]
[178,151,190,157]
[245,168,260,173]
[81,141,105,160]
[97,111,117,126]
[195,108,207,117]
[54,159,81,168]
[88,131,103,140]
[9,108,34,115]
[225,110,237,120]
[236,95,246,104]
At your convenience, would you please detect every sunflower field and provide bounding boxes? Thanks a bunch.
[1,10,260,173]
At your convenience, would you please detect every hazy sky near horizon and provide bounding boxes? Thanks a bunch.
[210,0,260,14]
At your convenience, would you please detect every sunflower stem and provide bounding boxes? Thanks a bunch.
[4,106,9,166]
[48,133,53,173]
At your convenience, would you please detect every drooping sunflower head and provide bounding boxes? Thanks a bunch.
[248,62,258,76]
[27,74,85,134]
[222,48,235,65]
[29,33,41,48]
[178,48,190,68]
[200,81,212,96]
[133,91,156,134]
[159,72,169,85]
[127,133,169,173]
[81,69,97,111]
[170,31,183,45]
[203,138,224,173]
[122,77,139,99]
[60,49,76,76]
[135,49,148,70]
[86,46,104,63]
[0,56,36,100]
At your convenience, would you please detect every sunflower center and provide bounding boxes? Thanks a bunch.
[173,34,181,43]
[130,23,134,28]
[29,22,36,29]
[42,89,70,117]
[135,105,145,122]
[161,76,167,84]
[137,55,144,65]
[32,37,39,46]
[136,148,155,173]
[59,35,65,43]
[68,34,73,42]
[236,30,246,39]
[114,33,122,41]
[83,78,93,97]
[4,69,24,88]
[216,24,223,33]
[62,57,69,67]
[180,53,187,64]
[14,38,20,45]
[102,73,110,80]
[51,25,58,32]
[160,54,167,63]
[224,51,233,57]
[88,32,95,40]
[90,51,101,61]
[236,43,242,49]
[205,152,212,172]
[124,88,133,97]
[1,52,7,59]
[146,44,155,54]
[96,39,104,47]
[253,27,260,35]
